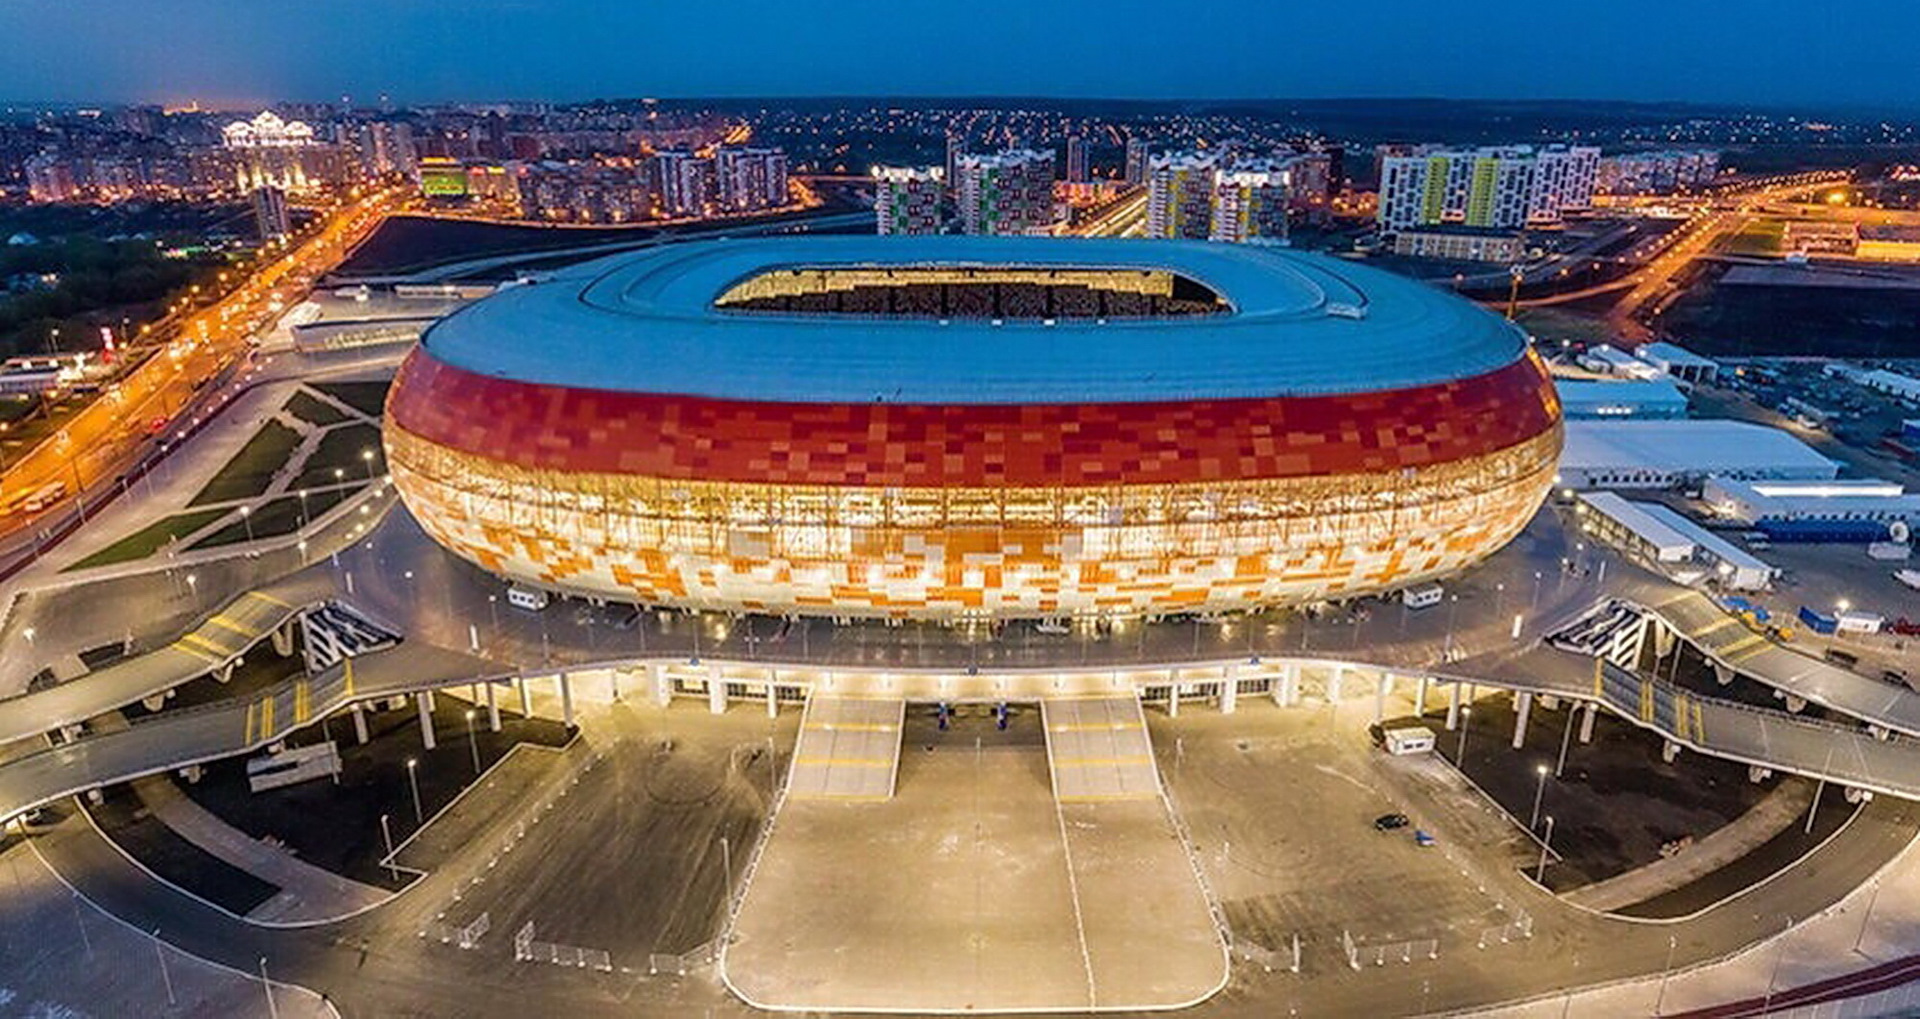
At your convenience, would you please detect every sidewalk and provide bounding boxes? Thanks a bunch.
[131,775,391,924]
[1469,827,1920,1018]
[1562,781,1815,914]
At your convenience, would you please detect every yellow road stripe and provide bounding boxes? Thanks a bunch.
[203,614,261,638]
[789,793,893,802]
[172,639,224,663]
[793,757,892,767]
[1057,793,1157,802]
[1054,756,1154,767]
[249,592,293,610]
[1048,723,1138,733]
[803,722,898,732]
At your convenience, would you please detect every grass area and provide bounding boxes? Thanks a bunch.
[1513,306,1619,349]
[284,389,350,428]
[1717,218,1785,257]
[63,506,231,571]
[188,486,352,550]
[290,422,384,491]
[311,380,390,419]
[189,418,303,507]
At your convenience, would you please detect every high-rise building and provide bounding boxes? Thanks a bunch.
[715,147,790,212]
[1124,138,1149,188]
[24,155,78,203]
[251,185,291,241]
[873,166,945,235]
[953,150,1056,235]
[1146,153,1218,239]
[1065,135,1088,184]
[652,149,714,218]
[357,121,418,179]
[944,132,965,195]
[1376,145,1599,231]
[1210,167,1290,243]
[1596,150,1721,195]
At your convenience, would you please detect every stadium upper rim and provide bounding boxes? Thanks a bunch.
[417,236,1532,406]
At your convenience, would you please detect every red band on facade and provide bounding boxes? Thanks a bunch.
[388,348,1559,488]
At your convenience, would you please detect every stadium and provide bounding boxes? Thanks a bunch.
[384,236,1563,620]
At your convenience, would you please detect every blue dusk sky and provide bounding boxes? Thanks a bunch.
[0,0,1914,109]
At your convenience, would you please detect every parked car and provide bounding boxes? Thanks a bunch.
[1373,813,1410,832]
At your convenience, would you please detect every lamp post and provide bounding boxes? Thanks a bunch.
[1536,816,1556,882]
[405,757,423,826]
[360,448,375,480]
[1456,706,1472,763]
[465,710,481,774]
[1530,763,1550,830]
[239,504,255,544]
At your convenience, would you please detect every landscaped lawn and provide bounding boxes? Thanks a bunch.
[311,380,391,419]
[290,423,385,491]
[189,419,303,506]
[64,507,231,571]
[284,389,351,428]
[188,486,353,550]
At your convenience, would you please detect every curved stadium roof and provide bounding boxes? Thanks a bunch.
[420,236,1530,405]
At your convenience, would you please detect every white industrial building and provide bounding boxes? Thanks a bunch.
[1637,342,1719,385]
[1555,378,1689,419]
[1576,345,1664,379]
[1703,477,1920,527]
[1558,420,1838,490]
[1577,492,1775,591]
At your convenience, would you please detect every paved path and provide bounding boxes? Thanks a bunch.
[130,776,391,924]
[1563,780,1815,913]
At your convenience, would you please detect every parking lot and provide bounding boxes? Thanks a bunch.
[1154,698,1532,979]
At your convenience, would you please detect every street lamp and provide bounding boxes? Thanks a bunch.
[1536,816,1556,882]
[465,710,481,774]
[360,448,375,480]
[239,504,255,544]
[1456,706,1472,763]
[1530,763,1551,830]
[405,758,423,826]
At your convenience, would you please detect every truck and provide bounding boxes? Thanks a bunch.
[1798,605,1839,635]
[1897,569,1920,592]
[1837,611,1885,635]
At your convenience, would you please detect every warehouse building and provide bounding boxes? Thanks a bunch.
[1559,420,1837,490]
[1555,378,1689,420]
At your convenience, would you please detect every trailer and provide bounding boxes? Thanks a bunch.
[1798,605,1839,635]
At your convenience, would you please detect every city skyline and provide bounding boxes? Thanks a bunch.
[1,0,1918,109]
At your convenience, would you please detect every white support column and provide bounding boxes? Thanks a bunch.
[1512,691,1533,750]
[648,663,671,708]
[609,669,621,703]
[1415,676,1429,717]
[1167,668,1180,718]
[1373,674,1389,724]
[1220,665,1239,715]
[1579,702,1598,744]
[707,664,727,715]
[1328,665,1344,703]
[559,672,575,728]
[1445,682,1462,731]
[518,676,533,717]
[351,703,369,745]
[766,670,780,719]
[1280,663,1300,707]
[485,681,501,732]
[416,692,436,750]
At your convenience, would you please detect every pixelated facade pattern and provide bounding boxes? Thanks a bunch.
[386,345,1562,619]
[387,350,1560,488]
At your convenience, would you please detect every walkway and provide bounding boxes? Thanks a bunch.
[130,775,391,924]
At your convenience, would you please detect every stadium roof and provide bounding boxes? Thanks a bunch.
[421,236,1530,405]
[1562,420,1838,476]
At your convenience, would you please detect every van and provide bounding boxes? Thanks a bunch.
[506,585,550,611]
[1402,584,1444,610]
[1383,727,1436,756]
